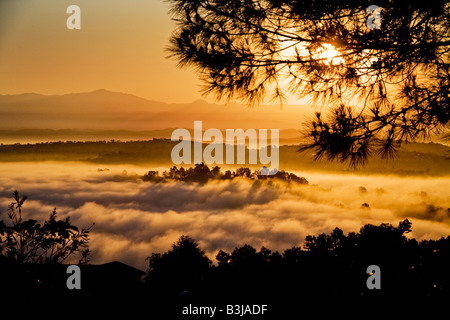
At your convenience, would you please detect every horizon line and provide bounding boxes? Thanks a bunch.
[0,89,308,107]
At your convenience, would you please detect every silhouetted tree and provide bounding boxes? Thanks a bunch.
[144,220,450,301]
[144,235,212,295]
[0,191,93,264]
[142,163,308,184]
[235,167,252,178]
[213,244,283,299]
[167,0,450,166]
[211,165,221,177]
[142,170,164,182]
[223,170,233,179]
[190,162,212,182]
[361,202,370,209]
[271,170,309,184]
[304,227,347,253]
[359,186,368,194]
[216,249,231,268]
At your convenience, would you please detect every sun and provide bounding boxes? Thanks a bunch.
[279,42,344,66]
[316,43,344,65]
[321,44,339,60]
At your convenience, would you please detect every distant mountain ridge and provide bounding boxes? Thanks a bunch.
[0,89,312,131]
[0,89,167,113]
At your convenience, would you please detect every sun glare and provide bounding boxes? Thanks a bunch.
[317,43,344,65]
[321,44,339,59]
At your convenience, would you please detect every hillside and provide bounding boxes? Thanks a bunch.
[0,128,304,145]
[0,140,448,176]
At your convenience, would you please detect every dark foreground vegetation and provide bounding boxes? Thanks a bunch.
[144,222,450,303]
[0,191,93,264]
[1,192,449,315]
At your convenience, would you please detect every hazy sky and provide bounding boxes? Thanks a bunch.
[0,0,207,103]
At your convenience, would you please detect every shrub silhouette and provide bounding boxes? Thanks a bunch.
[0,191,94,264]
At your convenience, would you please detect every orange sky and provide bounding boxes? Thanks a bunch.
[0,0,208,103]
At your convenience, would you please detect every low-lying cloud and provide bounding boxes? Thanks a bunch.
[0,162,449,270]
